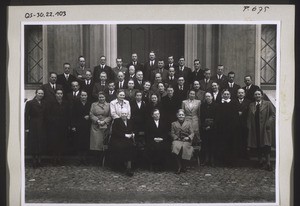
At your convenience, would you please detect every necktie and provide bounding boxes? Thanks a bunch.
[110,91,113,95]
[180,86,183,90]
[133,62,136,65]
[139,81,142,85]
[150,61,153,66]
[73,92,76,98]
[66,75,69,81]
[218,75,221,80]
[119,82,122,88]
[52,85,55,90]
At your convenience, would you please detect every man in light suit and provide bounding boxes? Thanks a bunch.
[93,55,114,82]
[73,56,89,81]
[40,72,63,105]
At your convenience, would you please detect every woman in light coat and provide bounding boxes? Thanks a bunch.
[171,109,194,174]
[90,91,112,162]
[182,89,201,144]
[247,89,275,171]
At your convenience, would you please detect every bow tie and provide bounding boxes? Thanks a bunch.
[221,99,231,103]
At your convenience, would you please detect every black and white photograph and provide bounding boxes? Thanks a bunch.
[6,5,295,206]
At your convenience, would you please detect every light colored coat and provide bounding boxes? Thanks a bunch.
[89,102,112,151]
[171,120,194,160]
[247,100,275,148]
[182,99,201,139]
[110,99,131,119]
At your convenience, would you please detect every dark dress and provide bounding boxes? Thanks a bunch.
[109,118,136,163]
[161,95,180,130]
[46,99,70,154]
[145,119,170,166]
[130,100,147,147]
[216,100,238,165]
[71,100,92,152]
[200,102,219,162]
[25,98,46,155]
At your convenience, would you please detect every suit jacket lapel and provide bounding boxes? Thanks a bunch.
[260,100,268,112]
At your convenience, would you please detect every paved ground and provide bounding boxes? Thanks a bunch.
[25,157,276,204]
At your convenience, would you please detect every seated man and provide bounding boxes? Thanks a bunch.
[145,109,170,171]
[171,109,194,174]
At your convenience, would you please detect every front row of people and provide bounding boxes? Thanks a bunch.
[25,87,275,175]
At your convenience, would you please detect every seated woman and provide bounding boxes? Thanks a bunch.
[109,111,136,176]
[110,89,131,120]
[145,109,169,171]
[171,109,194,174]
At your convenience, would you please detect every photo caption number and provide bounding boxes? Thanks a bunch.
[24,11,66,19]
[243,6,270,14]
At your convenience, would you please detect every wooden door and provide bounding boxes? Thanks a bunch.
[117,24,184,65]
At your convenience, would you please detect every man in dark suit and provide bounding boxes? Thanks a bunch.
[164,55,177,70]
[151,59,169,84]
[175,57,192,86]
[191,59,205,84]
[134,70,144,90]
[93,55,114,82]
[92,72,108,99]
[212,65,228,87]
[199,68,213,92]
[164,67,177,88]
[125,65,136,82]
[112,57,128,82]
[40,72,63,105]
[115,71,128,90]
[211,82,222,103]
[145,109,170,171]
[242,75,260,102]
[80,70,95,102]
[66,81,81,105]
[161,86,180,130]
[223,71,241,100]
[193,80,205,101]
[143,51,158,81]
[57,63,77,95]
[232,88,251,159]
[126,53,144,73]
[104,81,117,103]
[174,76,189,104]
[73,56,89,81]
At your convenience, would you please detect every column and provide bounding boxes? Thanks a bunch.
[184,25,198,69]
[255,25,261,86]
[104,24,117,67]
[42,25,48,83]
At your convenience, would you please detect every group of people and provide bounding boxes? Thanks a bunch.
[25,52,275,176]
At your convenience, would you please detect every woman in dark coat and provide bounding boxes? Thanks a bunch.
[25,89,46,167]
[130,90,147,147]
[145,109,169,171]
[216,89,238,166]
[200,92,219,166]
[71,90,92,164]
[247,89,275,171]
[109,111,136,176]
[46,89,70,165]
